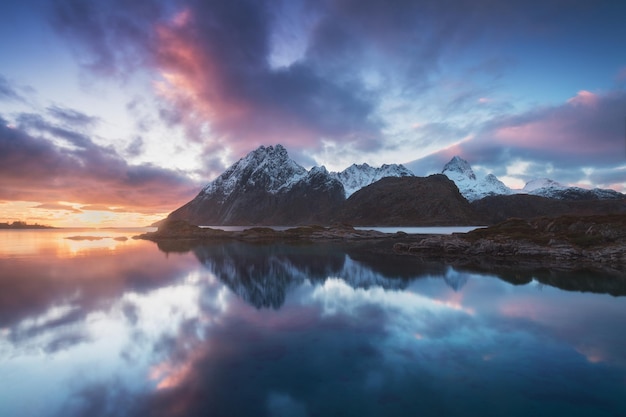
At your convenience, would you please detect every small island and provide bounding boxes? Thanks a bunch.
[0,221,54,229]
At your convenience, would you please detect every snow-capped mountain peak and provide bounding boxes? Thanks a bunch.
[442,156,476,180]
[441,156,511,201]
[331,163,414,197]
[201,144,308,198]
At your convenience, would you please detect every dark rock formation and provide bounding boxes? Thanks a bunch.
[394,214,626,274]
[334,175,482,226]
[472,194,626,224]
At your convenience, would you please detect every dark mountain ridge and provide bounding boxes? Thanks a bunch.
[335,175,482,226]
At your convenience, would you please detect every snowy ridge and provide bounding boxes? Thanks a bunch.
[522,178,624,200]
[522,178,565,193]
[331,163,414,197]
[442,156,511,201]
[199,145,417,201]
[441,157,624,201]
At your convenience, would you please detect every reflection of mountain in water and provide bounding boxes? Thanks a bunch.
[191,241,626,307]
[192,243,446,309]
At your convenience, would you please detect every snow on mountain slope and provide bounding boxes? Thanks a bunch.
[442,156,511,201]
[522,178,566,193]
[331,163,414,197]
[200,144,308,200]
[522,178,624,200]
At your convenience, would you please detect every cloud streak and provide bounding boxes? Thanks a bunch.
[0,74,26,102]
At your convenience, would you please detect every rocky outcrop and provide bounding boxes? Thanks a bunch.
[393,215,626,272]
[135,219,398,245]
[334,175,483,226]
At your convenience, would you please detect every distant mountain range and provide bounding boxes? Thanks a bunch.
[166,144,625,226]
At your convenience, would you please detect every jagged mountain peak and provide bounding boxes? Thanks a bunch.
[331,162,414,197]
[442,156,476,180]
[169,144,347,225]
[201,144,307,197]
[441,156,511,201]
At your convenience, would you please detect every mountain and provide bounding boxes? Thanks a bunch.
[167,145,345,225]
[330,163,414,197]
[166,145,624,227]
[335,175,482,226]
[441,156,512,201]
[441,156,624,202]
[522,178,624,201]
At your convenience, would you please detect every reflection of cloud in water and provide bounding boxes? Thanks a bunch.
[2,238,626,417]
[496,286,626,369]
[267,392,308,417]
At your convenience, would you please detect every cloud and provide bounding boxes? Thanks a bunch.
[32,203,82,213]
[50,0,163,77]
[408,89,626,190]
[479,90,626,167]
[150,0,383,156]
[0,74,25,102]
[51,0,564,161]
[16,112,93,149]
[48,0,626,183]
[79,204,132,213]
[47,105,100,128]
[0,114,198,212]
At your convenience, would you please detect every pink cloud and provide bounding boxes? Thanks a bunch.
[150,4,383,160]
[566,90,599,106]
[489,90,624,159]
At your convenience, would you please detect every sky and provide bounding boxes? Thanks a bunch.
[1,0,625,227]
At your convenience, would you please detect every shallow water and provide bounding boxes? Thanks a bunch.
[1,229,625,417]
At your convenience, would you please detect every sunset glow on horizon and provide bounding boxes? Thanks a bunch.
[1,0,625,227]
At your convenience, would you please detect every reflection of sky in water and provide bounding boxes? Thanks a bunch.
[0,235,625,416]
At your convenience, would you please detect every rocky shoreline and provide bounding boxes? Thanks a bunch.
[136,215,626,274]
[135,219,404,242]
[393,215,626,274]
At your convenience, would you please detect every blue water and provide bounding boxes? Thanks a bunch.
[0,229,625,416]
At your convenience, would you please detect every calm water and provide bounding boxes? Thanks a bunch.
[1,229,625,417]
[200,226,483,234]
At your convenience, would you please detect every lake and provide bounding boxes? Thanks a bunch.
[1,229,625,417]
